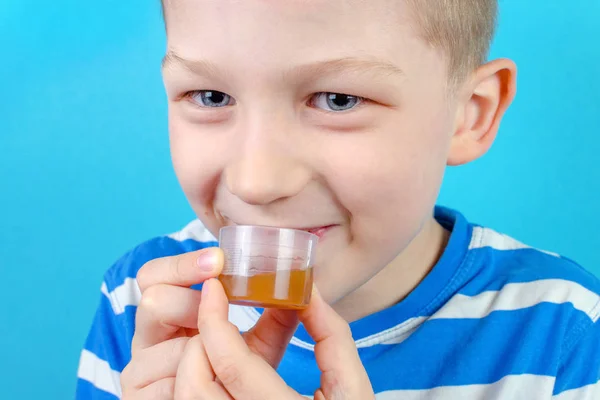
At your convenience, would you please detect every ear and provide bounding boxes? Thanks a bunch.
[447,58,517,166]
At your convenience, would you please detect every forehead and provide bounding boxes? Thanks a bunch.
[161,0,443,83]
[165,1,413,52]
[163,0,410,22]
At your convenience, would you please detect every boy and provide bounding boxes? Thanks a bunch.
[76,0,600,398]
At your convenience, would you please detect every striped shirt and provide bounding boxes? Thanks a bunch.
[76,206,600,399]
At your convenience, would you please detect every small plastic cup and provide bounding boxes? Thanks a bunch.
[218,225,318,309]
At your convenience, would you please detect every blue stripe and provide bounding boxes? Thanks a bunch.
[459,247,600,297]
[554,320,600,394]
[116,306,138,350]
[76,379,120,400]
[84,295,131,373]
[278,346,322,395]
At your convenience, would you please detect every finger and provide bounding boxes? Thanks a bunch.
[132,285,202,354]
[242,307,299,368]
[137,247,223,293]
[299,287,374,400]
[133,377,175,399]
[198,279,301,400]
[314,389,326,400]
[174,334,232,400]
[121,337,189,391]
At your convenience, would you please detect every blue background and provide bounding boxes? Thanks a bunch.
[1,0,598,398]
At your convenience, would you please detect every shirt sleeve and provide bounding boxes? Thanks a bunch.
[75,279,137,399]
[552,313,600,399]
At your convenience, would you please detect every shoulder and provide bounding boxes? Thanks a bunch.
[468,224,600,295]
[461,224,600,327]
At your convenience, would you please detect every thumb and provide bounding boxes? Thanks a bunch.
[299,287,374,400]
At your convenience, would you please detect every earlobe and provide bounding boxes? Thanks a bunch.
[447,58,517,166]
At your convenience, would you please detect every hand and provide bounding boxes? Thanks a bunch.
[175,278,375,400]
[120,247,223,398]
[121,247,301,399]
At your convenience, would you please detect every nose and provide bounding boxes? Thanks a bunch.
[224,123,311,206]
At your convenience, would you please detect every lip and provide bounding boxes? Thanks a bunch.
[299,225,337,239]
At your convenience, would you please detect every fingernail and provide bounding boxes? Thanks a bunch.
[197,248,218,271]
[202,278,212,299]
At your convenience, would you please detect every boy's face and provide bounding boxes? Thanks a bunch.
[163,0,456,303]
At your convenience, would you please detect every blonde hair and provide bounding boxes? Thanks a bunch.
[161,0,498,84]
[406,0,498,84]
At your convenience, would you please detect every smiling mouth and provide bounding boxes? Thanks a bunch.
[218,211,338,239]
[223,220,337,239]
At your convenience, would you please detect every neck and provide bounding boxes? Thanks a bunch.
[332,216,450,322]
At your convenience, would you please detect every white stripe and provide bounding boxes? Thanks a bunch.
[432,279,600,321]
[289,279,600,350]
[167,219,217,243]
[469,226,560,257]
[228,304,260,332]
[373,374,555,399]
[290,336,318,351]
[102,278,142,315]
[77,349,122,397]
[553,381,600,400]
[376,279,600,346]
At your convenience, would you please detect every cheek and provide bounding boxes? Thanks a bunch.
[169,113,225,213]
[323,106,452,247]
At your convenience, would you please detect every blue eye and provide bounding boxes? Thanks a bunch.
[189,90,235,107]
[311,92,362,112]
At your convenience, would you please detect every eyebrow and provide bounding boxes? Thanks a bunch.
[162,51,221,78]
[162,50,404,80]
